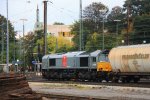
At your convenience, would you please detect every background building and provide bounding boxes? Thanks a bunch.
[34,6,73,41]
[47,25,73,41]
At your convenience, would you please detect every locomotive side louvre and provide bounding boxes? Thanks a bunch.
[63,51,86,68]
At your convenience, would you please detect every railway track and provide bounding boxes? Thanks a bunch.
[27,78,150,89]
[40,93,108,100]
[28,74,150,100]
[26,72,150,88]
[29,80,150,100]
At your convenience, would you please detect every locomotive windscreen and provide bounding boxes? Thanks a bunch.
[49,59,56,66]
[80,57,88,67]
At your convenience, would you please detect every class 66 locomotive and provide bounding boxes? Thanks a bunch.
[42,50,112,82]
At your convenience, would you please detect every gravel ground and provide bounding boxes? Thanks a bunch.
[28,82,150,100]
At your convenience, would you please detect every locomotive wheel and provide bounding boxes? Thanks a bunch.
[105,77,109,82]
[133,78,140,83]
[126,77,132,83]
[78,72,84,80]
[98,79,102,82]
[114,79,119,83]
[112,76,119,83]
[122,78,126,83]
[85,71,91,80]
[121,77,128,83]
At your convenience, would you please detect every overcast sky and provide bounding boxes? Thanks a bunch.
[0,0,125,35]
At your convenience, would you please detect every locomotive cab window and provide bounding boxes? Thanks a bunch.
[49,59,56,66]
[92,57,96,62]
[80,57,88,67]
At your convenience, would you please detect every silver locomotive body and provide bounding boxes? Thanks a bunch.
[42,50,109,80]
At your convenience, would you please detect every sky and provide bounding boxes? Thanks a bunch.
[0,0,125,36]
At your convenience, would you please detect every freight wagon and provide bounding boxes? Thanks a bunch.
[109,44,150,83]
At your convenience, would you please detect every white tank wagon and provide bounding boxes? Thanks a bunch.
[108,44,150,83]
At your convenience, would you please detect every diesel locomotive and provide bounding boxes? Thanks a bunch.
[42,50,112,81]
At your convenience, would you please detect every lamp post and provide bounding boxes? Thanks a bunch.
[20,19,27,68]
[102,17,105,50]
[99,9,107,50]
[43,0,52,55]
[79,0,83,51]
[43,0,48,55]
[114,20,121,46]
[6,0,9,73]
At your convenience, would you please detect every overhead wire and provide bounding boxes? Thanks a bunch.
[47,3,79,24]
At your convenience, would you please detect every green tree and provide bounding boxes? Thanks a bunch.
[85,32,116,51]
[123,0,150,44]
[107,6,125,33]
[83,2,109,33]
[24,30,44,66]
[85,33,101,51]
[71,2,117,50]
[0,14,16,63]
[130,15,150,44]
[47,35,74,53]
[24,32,35,66]
[123,0,150,16]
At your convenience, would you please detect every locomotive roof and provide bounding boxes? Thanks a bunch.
[42,55,49,59]
[90,50,101,56]
[43,51,86,59]
[78,50,102,57]
[64,51,86,56]
[42,50,103,59]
